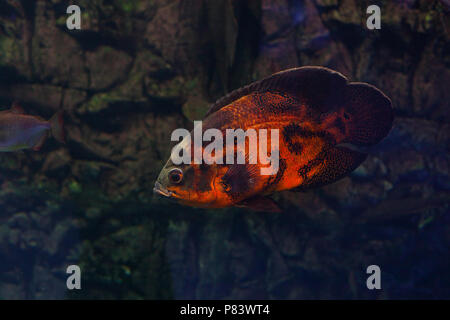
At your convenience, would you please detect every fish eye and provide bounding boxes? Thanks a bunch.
[168,168,183,184]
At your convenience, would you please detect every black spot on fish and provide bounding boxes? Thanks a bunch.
[297,149,327,182]
[196,164,215,192]
[295,146,367,191]
[283,123,304,155]
[283,123,335,155]
[264,158,287,191]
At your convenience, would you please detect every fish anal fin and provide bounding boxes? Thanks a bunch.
[237,196,282,213]
[11,101,25,114]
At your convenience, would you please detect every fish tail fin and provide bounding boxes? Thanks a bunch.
[50,111,65,143]
[339,83,394,146]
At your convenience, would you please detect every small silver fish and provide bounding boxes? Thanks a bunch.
[0,102,65,152]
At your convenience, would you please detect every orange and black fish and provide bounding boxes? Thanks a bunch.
[154,66,394,212]
[0,102,65,152]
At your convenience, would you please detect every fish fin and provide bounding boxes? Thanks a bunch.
[236,196,282,213]
[205,66,348,117]
[221,163,260,199]
[32,132,48,151]
[292,145,368,192]
[340,82,394,146]
[50,111,65,143]
[10,101,25,114]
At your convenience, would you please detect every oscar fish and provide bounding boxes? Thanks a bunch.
[154,66,394,212]
[0,102,65,152]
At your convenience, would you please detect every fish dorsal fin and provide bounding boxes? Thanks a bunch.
[205,66,349,117]
[10,101,25,114]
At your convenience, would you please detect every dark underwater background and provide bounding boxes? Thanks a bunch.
[0,0,449,299]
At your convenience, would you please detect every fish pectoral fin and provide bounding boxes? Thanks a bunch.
[236,196,282,213]
[221,163,260,195]
[10,101,25,114]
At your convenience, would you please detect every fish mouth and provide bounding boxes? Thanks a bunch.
[153,181,173,198]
